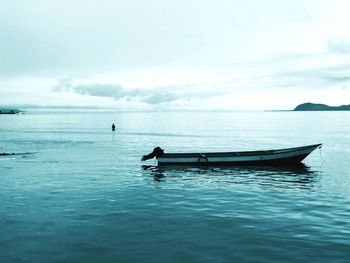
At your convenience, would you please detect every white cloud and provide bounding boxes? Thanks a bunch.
[328,38,350,54]
[51,78,232,106]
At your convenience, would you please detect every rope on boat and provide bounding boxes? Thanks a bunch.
[319,145,325,163]
[198,154,209,166]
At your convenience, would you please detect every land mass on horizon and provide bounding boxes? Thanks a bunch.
[293,103,350,111]
[0,108,23,114]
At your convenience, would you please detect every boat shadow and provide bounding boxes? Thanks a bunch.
[141,163,320,189]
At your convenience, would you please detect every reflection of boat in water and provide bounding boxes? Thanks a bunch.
[142,163,319,188]
[142,144,322,166]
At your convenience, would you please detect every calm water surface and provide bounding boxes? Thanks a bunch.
[1,111,350,263]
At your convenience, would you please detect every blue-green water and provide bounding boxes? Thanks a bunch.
[1,111,350,263]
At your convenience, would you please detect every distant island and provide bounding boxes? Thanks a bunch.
[294,103,350,111]
[0,109,23,114]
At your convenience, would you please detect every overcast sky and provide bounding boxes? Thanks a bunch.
[1,0,350,110]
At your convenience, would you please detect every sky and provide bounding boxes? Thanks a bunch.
[1,0,350,110]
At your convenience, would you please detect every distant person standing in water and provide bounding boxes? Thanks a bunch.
[112,123,116,131]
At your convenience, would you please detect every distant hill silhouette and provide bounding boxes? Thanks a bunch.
[0,108,22,114]
[294,103,350,111]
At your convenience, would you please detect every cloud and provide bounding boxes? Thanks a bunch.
[52,80,130,100]
[142,92,178,104]
[52,78,231,105]
[287,62,350,86]
[51,78,73,92]
[328,38,350,54]
[73,84,125,98]
[243,52,350,90]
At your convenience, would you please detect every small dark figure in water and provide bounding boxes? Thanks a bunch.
[112,123,116,131]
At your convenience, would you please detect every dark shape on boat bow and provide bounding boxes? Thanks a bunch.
[141,147,164,161]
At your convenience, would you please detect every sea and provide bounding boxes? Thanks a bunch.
[1,110,350,263]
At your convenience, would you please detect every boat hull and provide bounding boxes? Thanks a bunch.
[156,144,322,166]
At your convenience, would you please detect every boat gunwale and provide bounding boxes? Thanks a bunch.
[157,153,311,166]
[157,144,322,159]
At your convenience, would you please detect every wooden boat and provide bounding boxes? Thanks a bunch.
[141,144,322,166]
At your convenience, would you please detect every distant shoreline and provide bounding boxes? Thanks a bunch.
[2,104,350,113]
[293,103,350,111]
[0,109,23,114]
[268,103,350,112]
